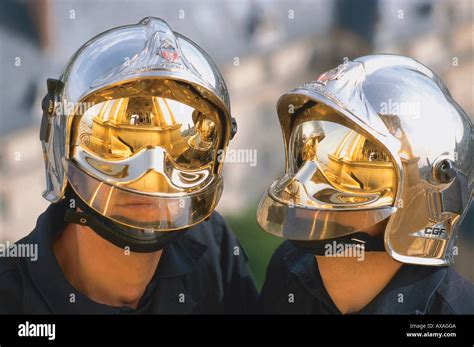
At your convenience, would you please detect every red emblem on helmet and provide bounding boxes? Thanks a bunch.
[159,38,179,62]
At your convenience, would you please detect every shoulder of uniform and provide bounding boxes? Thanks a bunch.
[0,236,31,276]
[433,268,474,314]
[0,255,20,276]
[0,244,25,313]
[263,241,295,275]
[184,211,233,249]
[272,240,296,262]
[181,211,254,275]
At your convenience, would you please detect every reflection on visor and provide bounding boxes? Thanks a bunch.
[75,96,218,167]
[65,80,226,232]
[257,119,398,241]
[70,93,221,194]
[287,120,397,206]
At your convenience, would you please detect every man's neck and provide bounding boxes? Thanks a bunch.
[316,252,402,314]
[53,223,162,309]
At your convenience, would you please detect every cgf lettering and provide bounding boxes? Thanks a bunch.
[424,227,446,236]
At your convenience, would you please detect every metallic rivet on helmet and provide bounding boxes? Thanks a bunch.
[79,217,87,224]
[47,99,54,115]
[433,158,456,183]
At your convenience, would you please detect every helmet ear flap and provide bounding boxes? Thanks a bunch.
[39,79,63,142]
[40,78,66,203]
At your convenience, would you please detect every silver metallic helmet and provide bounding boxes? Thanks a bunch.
[257,54,473,266]
[40,17,236,237]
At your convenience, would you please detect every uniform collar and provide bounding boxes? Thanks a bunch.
[27,201,206,314]
[284,242,447,314]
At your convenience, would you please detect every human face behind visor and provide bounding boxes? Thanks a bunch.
[257,106,398,241]
[65,79,224,232]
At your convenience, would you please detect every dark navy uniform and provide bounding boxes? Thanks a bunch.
[0,201,257,314]
[259,241,474,314]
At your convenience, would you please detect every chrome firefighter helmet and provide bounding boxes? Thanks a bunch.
[257,54,472,266]
[40,17,236,251]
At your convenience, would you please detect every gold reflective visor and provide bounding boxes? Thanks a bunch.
[65,79,225,231]
[289,120,397,204]
[257,119,397,241]
[75,96,218,169]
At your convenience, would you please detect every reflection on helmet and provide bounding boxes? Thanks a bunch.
[72,85,220,194]
[262,112,397,242]
[77,95,217,165]
[66,79,225,231]
[289,120,396,202]
[40,17,234,242]
[257,54,473,266]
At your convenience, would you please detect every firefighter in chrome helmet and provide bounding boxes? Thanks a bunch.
[258,55,474,314]
[40,17,238,252]
[0,18,257,314]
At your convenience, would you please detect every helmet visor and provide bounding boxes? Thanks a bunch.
[71,87,221,188]
[66,161,223,231]
[257,119,398,240]
[65,79,224,231]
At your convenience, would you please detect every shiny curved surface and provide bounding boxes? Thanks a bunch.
[66,160,223,231]
[41,17,232,205]
[40,17,232,232]
[258,54,473,265]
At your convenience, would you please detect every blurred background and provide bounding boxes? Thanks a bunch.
[0,0,472,289]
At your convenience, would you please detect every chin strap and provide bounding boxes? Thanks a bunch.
[63,186,186,253]
[292,232,385,255]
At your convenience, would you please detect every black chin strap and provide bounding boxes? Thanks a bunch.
[292,232,385,255]
[63,186,186,253]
